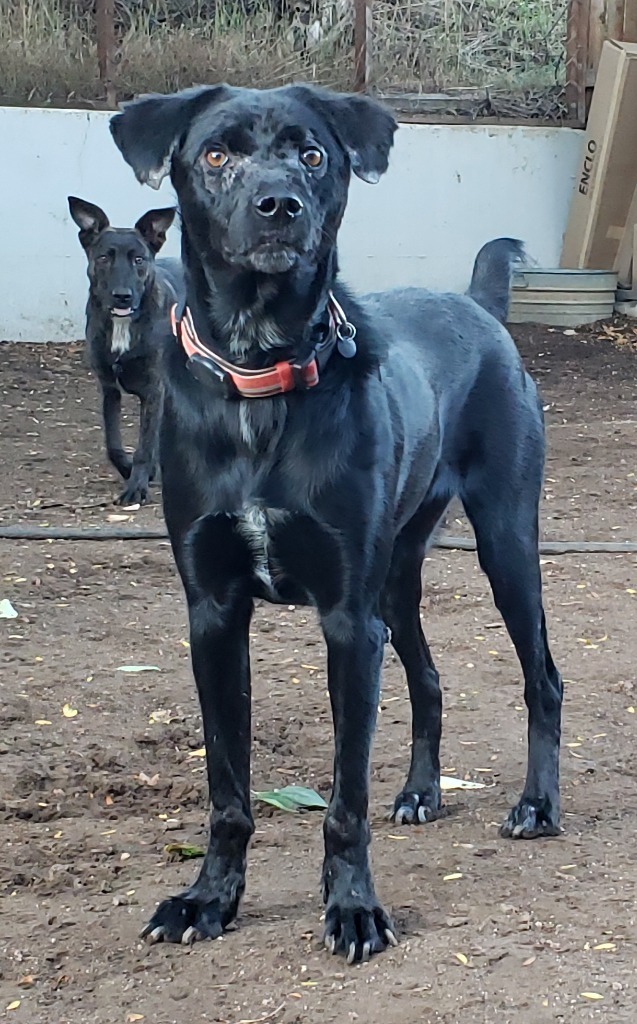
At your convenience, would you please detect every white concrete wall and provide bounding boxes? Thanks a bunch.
[0,105,583,342]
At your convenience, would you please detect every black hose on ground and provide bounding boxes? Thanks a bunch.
[0,524,636,554]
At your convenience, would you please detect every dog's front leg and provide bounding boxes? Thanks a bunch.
[115,389,161,506]
[320,609,398,962]
[143,589,254,944]
[101,383,132,481]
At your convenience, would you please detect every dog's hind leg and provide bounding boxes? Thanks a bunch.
[102,384,132,480]
[382,500,450,826]
[460,444,563,840]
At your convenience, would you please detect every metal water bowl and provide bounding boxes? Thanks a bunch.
[509,268,618,327]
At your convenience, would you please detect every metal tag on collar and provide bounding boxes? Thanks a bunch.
[336,321,357,359]
[328,291,357,358]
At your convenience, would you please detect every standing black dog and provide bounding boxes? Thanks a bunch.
[110,84,563,962]
[68,197,184,505]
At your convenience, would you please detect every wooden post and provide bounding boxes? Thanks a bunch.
[605,0,627,39]
[623,0,637,39]
[584,2,635,112]
[353,0,372,92]
[565,0,589,123]
[587,0,609,86]
[96,0,116,108]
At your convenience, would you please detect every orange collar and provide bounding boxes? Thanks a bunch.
[170,293,356,400]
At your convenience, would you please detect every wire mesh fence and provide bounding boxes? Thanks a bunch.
[0,0,584,121]
[371,0,568,118]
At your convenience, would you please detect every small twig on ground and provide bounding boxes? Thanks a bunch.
[234,1002,286,1024]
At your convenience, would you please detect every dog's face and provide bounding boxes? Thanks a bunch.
[67,197,175,316]
[110,85,397,276]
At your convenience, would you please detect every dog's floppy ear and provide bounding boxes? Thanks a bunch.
[135,207,176,254]
[290,86,397,184]
[68,196,110,250]
[110,86,229,189]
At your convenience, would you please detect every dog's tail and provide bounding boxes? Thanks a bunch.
[467,238,526,324]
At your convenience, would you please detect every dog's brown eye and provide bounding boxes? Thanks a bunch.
[206,149,228,169]
[301,147,323,169]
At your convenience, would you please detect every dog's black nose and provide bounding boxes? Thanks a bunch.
[112,290,133,307]
[253,194,304,219]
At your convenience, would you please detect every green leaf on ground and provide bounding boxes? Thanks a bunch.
[164,842,205,860]
[252,785,328,812]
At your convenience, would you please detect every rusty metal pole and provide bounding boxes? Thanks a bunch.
[96,0,117,107]
[353,0,372,92]
[565,0,590,124]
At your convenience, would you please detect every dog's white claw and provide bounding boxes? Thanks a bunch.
[361,941,371,963]
[346,941,356,965]
[324,934,336,955]
[417,805,428,823]
[385,928,399,947]
[145,926,164,945]
[394,808,406,825]
[181,926,198,946]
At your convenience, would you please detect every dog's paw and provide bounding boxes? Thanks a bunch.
[500,797,561,839]
[323,900,398,963]
[392,787,442,826]
[114,479,150,507]
[141,895,225,945]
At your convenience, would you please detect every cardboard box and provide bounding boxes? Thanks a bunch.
[614,182,637,287]
[561,40,637,270]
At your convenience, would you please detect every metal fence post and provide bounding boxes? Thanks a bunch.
[353,0,372,92]
[96,0,117,108]
[565,0,590,124]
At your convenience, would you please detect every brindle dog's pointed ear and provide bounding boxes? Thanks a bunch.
[135,207,176,254]
[290,86,397,184]
[67,196,110,250]
[110,86,229,189]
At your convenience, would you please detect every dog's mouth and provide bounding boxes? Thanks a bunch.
[110,306,135,317]
[230,241,301,275]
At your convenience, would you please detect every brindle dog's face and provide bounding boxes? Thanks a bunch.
[67,197,175,315]
[110,85,397,277]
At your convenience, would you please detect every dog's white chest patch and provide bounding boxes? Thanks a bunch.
[239,404,255,448]
[237,506,287,593]
[110,317,132,354]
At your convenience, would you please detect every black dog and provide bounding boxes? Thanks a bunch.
[110,85,562,962]
[68,197,184,505]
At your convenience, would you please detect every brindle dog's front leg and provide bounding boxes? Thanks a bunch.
[115,388,161,506]
[101,382,132,481]
[320,607,398,962]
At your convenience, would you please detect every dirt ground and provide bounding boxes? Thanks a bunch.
[1,322,636,1024]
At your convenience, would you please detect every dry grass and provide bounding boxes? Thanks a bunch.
[373,0,567,94]
[0,0,355,106]
[0,0,566,109]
